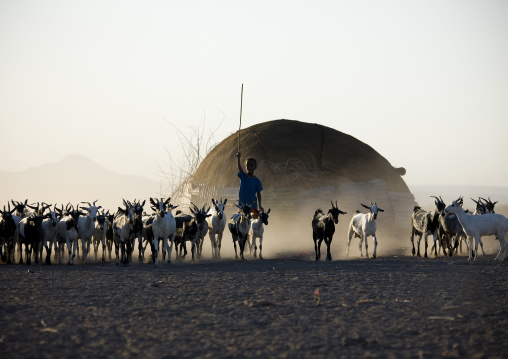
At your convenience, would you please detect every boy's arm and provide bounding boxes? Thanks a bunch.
[257,191,263,211]
[237,152,244,173]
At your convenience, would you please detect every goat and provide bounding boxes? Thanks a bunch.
[17,202,50,265]
[481,197,497,214]
[56,204,83,265]
[312,201,347,261]
[19,203,50,265]
[471,198,487,215]
[11,199,30,218]
[346,202,384,259]
[174,211,196,260]
[190,203,211,260]
[39,204,60,265]
[410,196,445,257]
[92,210,109,262]
[207,198,227,259]
[149,197,177,265]
[113,199,135,265]
[131,200,146,263]
[0,203,18,264]
[248,208,271,259]
[104,211,115,261]
[469,197,489,256]
[436,203,467,257]
[228,203,252,260]
[141,213,156,263]
[77,200,102,263]
[16,202,42,263]
[445,200,508,261]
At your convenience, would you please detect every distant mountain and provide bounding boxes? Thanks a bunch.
[0,154,164,211]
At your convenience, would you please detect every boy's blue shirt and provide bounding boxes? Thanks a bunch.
[237,171,263,209]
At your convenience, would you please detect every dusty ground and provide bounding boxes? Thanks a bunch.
[0,253,507,359]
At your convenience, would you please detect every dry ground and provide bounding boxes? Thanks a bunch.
[0,253,507,359]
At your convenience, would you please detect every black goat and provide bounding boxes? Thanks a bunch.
[481,197,497,214]
[228,203,252,260]
[20,204,48,265]
[174,210,197,260]
[312,201,347,261]
[0,204,18,264]
[105,212,115,261]
[131,200,145,263]
[11,199,29,218]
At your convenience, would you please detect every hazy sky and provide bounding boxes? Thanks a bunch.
[1,0,507,187]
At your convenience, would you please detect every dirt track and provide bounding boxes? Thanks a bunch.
[1,254,507,359]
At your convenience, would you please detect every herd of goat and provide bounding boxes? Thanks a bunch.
[310,196,508,262]
[0,195,507,266]
[0,198,270,266]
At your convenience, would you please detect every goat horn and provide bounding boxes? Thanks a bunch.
[330,201,334,208]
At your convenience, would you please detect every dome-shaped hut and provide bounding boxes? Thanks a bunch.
[185,119,415,241]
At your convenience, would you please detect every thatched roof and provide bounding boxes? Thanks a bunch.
[191,119,409,193]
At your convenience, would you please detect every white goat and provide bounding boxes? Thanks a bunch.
[346,202,384,259]
[56,204,82,265]
[248,208,270,259]
[445,200,508,261]
[113,199,135,265]
[39,204,60,265]
[149,197,177,265]
[207,198,227,259]
[77,200,101,263]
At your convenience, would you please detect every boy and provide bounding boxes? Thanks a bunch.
[236,152,263,211]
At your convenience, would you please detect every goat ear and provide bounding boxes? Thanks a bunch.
[223,199,227,205]
[361,203,370,209]
[378,208,384,212]
[212,198,216,206]
[267,208,271,214]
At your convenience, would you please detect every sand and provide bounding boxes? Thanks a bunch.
[0,253,507,359]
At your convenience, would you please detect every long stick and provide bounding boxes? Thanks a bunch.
[238,84,243,152]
